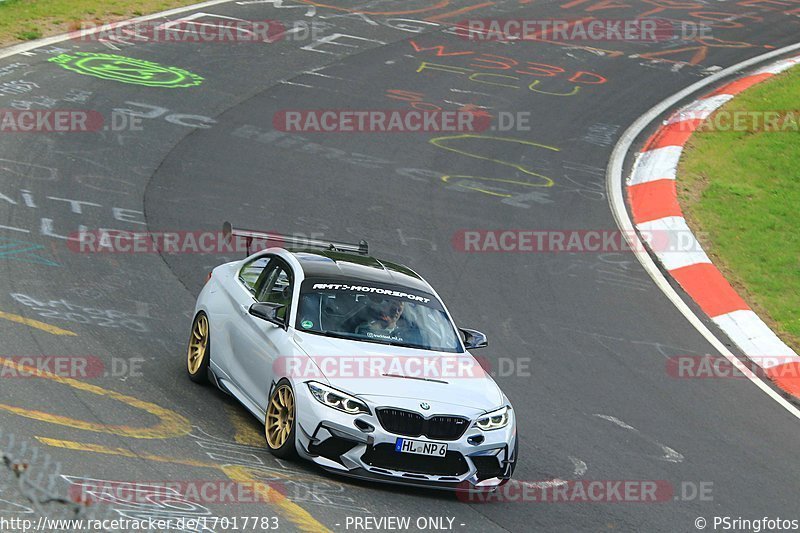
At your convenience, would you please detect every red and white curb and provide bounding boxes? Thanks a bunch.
[627,54,800,400]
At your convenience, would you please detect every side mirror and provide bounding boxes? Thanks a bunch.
[460,328,488,349]
[249,302,287,329]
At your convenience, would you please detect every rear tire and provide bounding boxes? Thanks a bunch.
[187,312,210,384]
[265,379,298,459]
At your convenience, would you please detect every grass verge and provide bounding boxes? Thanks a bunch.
[0,0,202,46]
[678,65,800,351]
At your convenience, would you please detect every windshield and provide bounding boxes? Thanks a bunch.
[295,279,463,353]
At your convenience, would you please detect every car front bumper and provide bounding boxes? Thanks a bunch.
[294,384,517,490]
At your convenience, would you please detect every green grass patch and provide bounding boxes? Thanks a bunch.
[0,0,202,46]
[16,28,42,40]
[678,65,800,350]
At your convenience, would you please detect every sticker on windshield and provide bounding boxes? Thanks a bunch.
[366,331,404,342]
[311,283,431,303]
[301,320,314,329]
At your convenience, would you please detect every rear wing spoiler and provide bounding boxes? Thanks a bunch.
[222,221,369,256]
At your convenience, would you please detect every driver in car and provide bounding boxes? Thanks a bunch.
[356,299,405,338]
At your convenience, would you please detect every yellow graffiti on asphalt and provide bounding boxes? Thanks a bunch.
[38,438,332,533]
[0,310,77,336]
[36,437,215,468]
[0,357,190,438]
[225,403,266,447]
[430,134,559,195]
[224,465,333,533]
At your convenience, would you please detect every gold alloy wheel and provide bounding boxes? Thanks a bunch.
[266,384,295,449]
[187,314,209,375]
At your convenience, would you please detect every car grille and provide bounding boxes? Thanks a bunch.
[362,444,469,476]
[376,408,470,441]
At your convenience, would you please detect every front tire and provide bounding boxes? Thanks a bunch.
[265,379,298,459]
[187,312,210,384]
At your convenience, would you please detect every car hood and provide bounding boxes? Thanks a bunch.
[292,331,504,411]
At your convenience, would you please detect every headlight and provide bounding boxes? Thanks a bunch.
[307,382,370,415]
[475,406,511,431]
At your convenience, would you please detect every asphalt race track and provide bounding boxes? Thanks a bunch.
[1,1,799,531]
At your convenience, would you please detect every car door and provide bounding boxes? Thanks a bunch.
[208,255,267,382]
[229,257,296,414]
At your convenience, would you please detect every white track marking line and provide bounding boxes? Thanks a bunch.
[607,43,800,421]
[629,145,682,185]
[522,480,568,489]
[665,94,733,123]
[594,414,636,431]
[569,456,588,477]
[0,0,238,60]
[594,414,684,463]
[516,456,587,488]
[637,216,712,271]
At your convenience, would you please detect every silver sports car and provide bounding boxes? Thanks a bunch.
[186,223,518,490]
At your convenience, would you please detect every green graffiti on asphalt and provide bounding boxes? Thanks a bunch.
[49,53,203,88]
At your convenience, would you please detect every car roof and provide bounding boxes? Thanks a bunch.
[289,249,433,293]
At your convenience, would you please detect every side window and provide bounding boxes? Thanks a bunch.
[239,256,271,292]
[255,261,293,320]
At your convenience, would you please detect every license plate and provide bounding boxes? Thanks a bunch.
[395,438,448,457]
